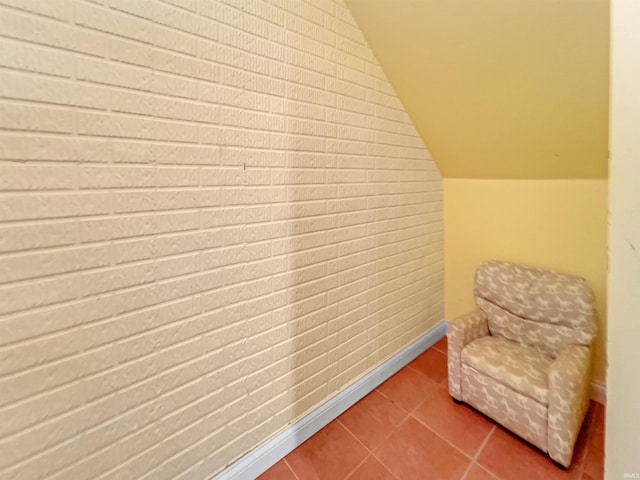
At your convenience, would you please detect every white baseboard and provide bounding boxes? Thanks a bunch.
[212,321,448,480]
[590,381,607,405]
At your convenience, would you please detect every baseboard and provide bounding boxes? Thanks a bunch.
[212,321,448,480]
[590,381,607,405]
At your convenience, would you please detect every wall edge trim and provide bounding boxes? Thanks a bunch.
[211,320,448,480]
[591,380,607,405]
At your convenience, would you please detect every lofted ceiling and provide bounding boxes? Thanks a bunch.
[345,0,609,179]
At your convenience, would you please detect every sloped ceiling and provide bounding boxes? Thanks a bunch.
[345,0,609,179]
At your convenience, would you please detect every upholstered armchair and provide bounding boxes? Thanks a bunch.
[447,260,597,467]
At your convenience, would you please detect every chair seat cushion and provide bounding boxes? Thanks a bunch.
[461,336,553,405]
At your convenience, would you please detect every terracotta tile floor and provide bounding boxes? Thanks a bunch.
[258,337,605,480]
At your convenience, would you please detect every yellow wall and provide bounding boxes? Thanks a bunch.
[606,0,640,476]
[346,0,610,394]
[444,179,608,383]
[345,0,609,179]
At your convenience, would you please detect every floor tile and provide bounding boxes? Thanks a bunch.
[376,366,439,413]
[412,386,495,457]
[582,402,603,436]
[581,472,600,480]
[408,348,449,384]
[583,426,604,479]
[591,402,605,433]
[465,463,499,480]
[346,456,397,480]
[477,426,580,480]
[571,414,592,470]
[257,460,297,480]
[286,420,368,480]
[267,359,606,480]
[375,417,470,480]
[339,390,408,450]
[583,401,597,424]
[432,336,448,354]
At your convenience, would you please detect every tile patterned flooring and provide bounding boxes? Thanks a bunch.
[258,337,605,480]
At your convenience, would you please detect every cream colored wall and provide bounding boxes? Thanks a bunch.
[444,179,608,384]
[607,0,640,477]
[0,1,443,479]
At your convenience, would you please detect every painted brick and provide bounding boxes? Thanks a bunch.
[0,1,443,479]
[271,98,326,122]
[163,0,196,11]
[0,103,75,134]
[0,8,106,57]
[112,89,218,123]
[77,112,199,143]
[200,83,270,112]
[158,54,219,84]
[0,192,112,222]
[220,24,285,61]
[271,62,326,90]
[76,56,198,100]
[0,0,72,21]
[0,38,74,78]
[0,71,110,111]
[246,0,285,26]
[244,13,271,39]
[109,0,216,40]
[284,11,335,46]
[285,46,337,76]
[286,82,336,107]
[326,46,367,73]
[336,35,373,61]
[0,244,112,284]
[270,132,325,153]
[286,151,336,168]
[271,231,327,255]
[325,14,363,43]
[0,220,77,254]
[282,0,325,26]
[286,117,336,138]
[220,107,285,132]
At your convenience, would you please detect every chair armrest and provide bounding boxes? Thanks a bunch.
[547,344,592,467]
[447,309,489,400]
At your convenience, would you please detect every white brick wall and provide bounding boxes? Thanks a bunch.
[0,0,443,478]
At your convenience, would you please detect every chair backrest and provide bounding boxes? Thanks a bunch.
[474,260,596,358]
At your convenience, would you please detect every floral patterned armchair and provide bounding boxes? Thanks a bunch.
[447,260,596,467]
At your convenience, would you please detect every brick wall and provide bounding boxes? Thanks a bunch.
[0,0,443,478]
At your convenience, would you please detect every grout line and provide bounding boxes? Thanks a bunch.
[461,425,497,480]
[459,463,473,480]
[342,454,369,480]
[337,414,405,480]
[580,401,604,478]
[403,347,448,381]
[368,449,403,480]
[473,426,496,460]
[407,396,497,471]
[283,458,301,480]
[368,451,402,480]
[333,418,371,480]
[282,378,602,480]
[335,417,372,448]
[404,362,446,386]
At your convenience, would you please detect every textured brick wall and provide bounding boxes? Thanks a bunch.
[0,1,443,479]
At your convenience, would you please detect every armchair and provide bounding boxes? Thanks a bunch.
[447,260,596,467]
